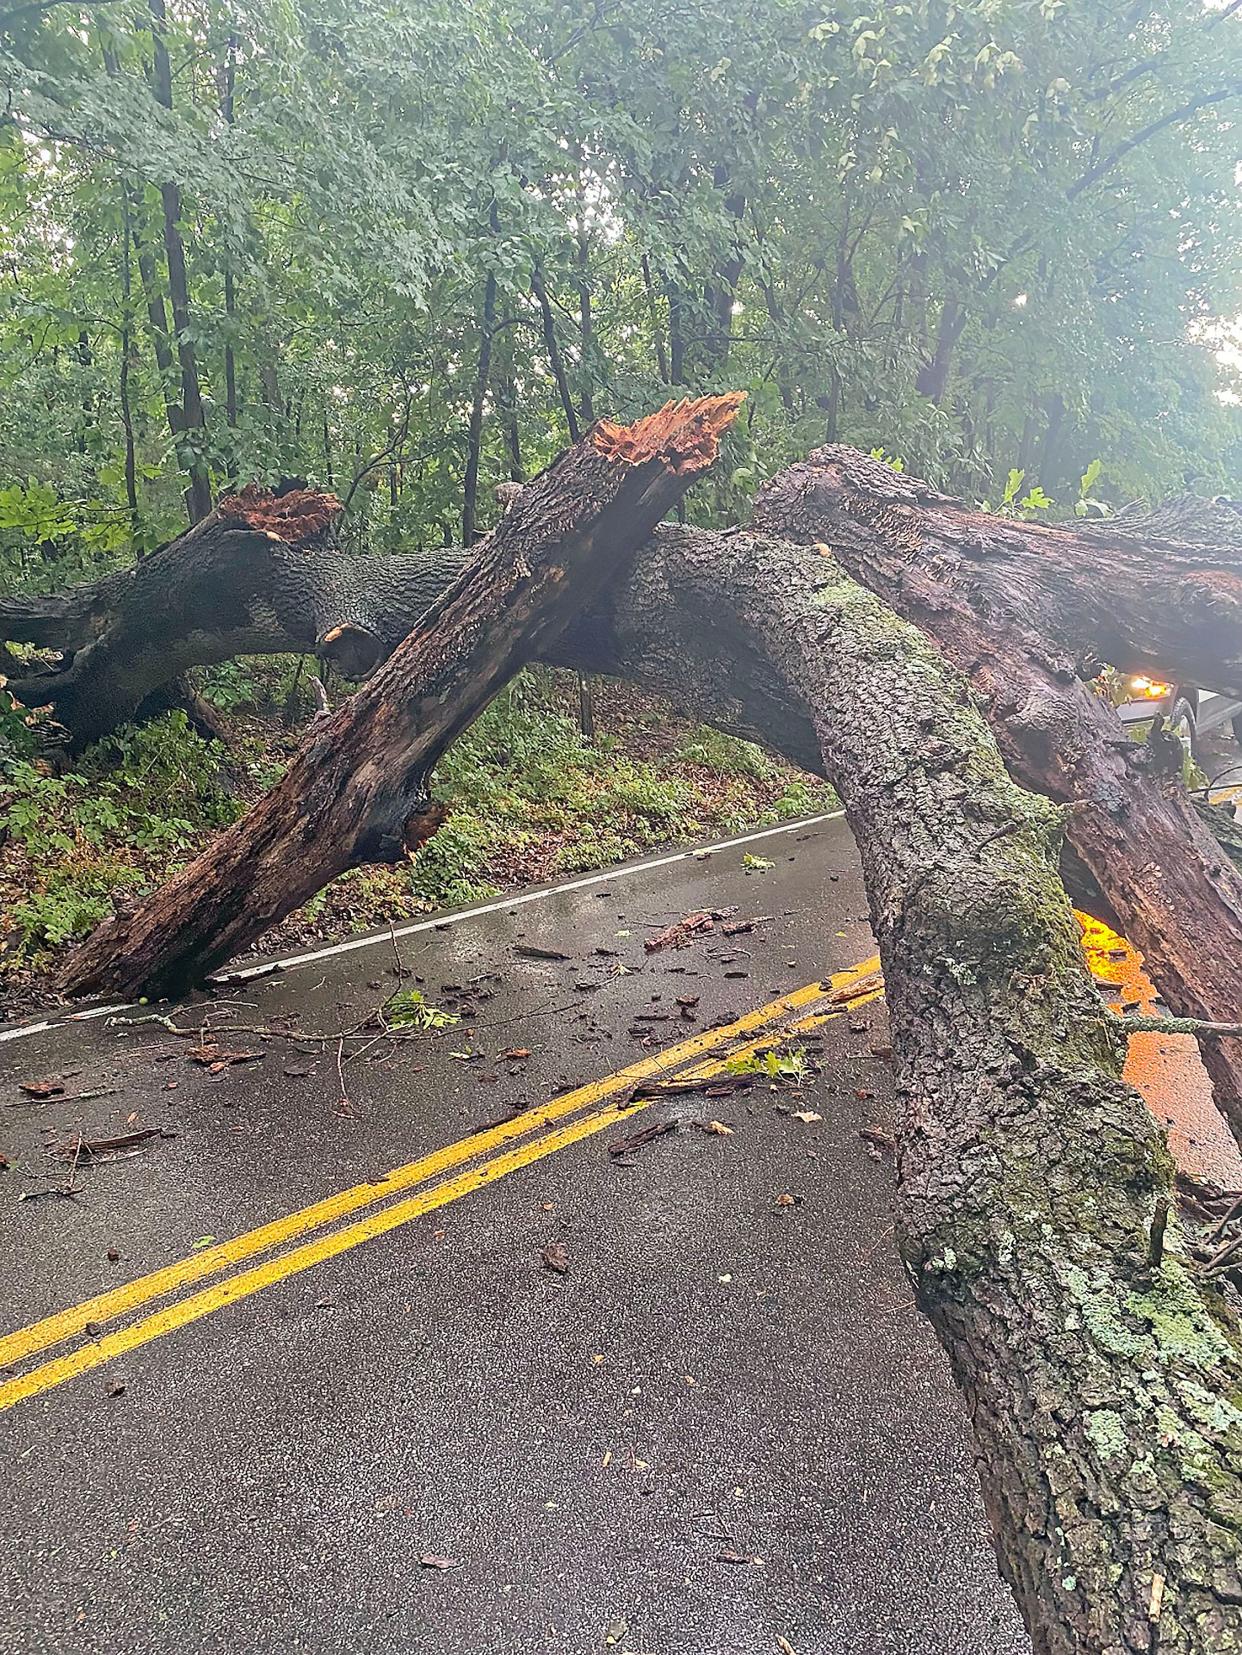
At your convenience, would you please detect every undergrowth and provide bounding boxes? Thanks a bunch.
[0,666,837,998]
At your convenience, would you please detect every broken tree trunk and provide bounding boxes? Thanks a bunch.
[21,463,1242,1132]
[58,396,743,998]
[752,448,1242,1136]
[652,523,1242,1653]
[4,485,465,751]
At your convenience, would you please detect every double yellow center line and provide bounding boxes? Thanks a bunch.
[0,959,881,1414]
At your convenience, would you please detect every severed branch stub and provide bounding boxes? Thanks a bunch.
[58,395,743,1000]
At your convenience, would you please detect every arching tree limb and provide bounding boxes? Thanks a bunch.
[644,523,1242,1654]
[753,448,1242,1133]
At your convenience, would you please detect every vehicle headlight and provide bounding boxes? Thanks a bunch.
[1127,675,1173,700]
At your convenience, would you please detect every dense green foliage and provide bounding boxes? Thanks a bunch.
[0,0,1239,582]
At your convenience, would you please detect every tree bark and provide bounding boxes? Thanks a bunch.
[751,446,1242,1135]
[57,396,742,998]
[52,497,1242,1650]
[653,523,1242,1653]
[461,264,498,546]
[148,0,211,523]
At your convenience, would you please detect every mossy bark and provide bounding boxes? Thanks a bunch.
[656,524,1242,1654]
[753,447,1242,1141]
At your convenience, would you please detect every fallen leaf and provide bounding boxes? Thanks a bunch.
[503,1048,532,1061]
[775,1193,796,1208]
[514,944,569,961]
[191,1235,217,1250]
[777,1638,797,1655]
[700,1120,734,1136]
[418,1554,458,1570]
[19,1078,64,1099]
[541,1240,570,1274]
[792,1111,822,1124]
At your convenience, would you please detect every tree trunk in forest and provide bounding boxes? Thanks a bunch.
[146,0,211,522]
[219,32,239,444]
[462,265,499,545]
[531,265,582,442]
[751,446,1242,1133]
[58,395,743,998]
[117,194,140,533]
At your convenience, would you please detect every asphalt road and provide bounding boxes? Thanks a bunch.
[1,813,1040,1655]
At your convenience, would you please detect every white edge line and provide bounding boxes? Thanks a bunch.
[0,811,844,1046]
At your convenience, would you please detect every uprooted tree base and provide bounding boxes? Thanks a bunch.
[18,418,1242,1649]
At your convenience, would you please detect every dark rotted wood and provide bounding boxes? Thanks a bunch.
[751,447,1242,1135]
[58,396,742,997]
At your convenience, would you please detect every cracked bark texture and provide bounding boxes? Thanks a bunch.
[753,449,1242,1139]
[656,523,1242,1655]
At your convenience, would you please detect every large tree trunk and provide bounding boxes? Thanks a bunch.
[654,523,1242,1653]
[5,492,468,751]
[58,396,742,998]
[751,447,1242,1136]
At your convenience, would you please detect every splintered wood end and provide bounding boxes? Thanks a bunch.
[218,484,343,545]
[591,392,745,475]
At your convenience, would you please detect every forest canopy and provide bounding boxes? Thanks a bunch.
[0,0,1240,589]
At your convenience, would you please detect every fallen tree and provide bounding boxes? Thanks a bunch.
[47,416,1242,1648]
[751,448,1242,1137]
[57,395,744,997]
[15,446,1242,1130]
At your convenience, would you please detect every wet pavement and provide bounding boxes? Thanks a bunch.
[1,809,1228,1655]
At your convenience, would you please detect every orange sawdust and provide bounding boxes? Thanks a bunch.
[218,485,343,544]
[591,393,746,475]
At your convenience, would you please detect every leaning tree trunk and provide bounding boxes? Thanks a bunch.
[58,396,743,998]
[651,523,1242,1653]
[751,447,1242,1138]
[4,488,466,752]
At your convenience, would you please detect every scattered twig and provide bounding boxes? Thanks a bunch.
[1119,1013,1242,1038]
[9,1086,120,1108]
[608,1118,678,1157]
[827,970,884,1004]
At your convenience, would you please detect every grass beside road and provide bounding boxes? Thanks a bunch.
[0,661,837,1008]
